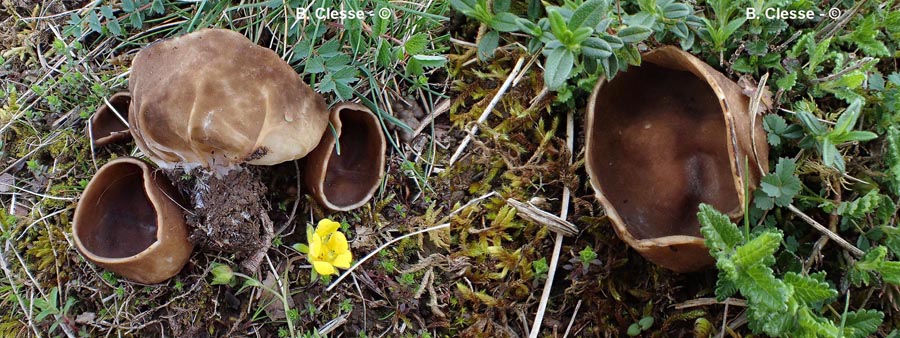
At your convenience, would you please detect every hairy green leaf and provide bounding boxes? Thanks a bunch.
[698,204,745,254]
[544,48,574,90]
[738,264,788,313]
[763,114,803,146]
[758,158,801,207]
[784,272,837,304]
[569,0,606,30]
[843,309,884,338]
[617,26,652,43]
[735,231,782,268]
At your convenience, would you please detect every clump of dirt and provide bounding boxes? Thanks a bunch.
[171,168,274,273]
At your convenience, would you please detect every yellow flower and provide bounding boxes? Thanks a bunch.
[307,219,353,276]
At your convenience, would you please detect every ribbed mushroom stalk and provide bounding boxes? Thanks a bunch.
[584,46,769,272]
[73,157,192,284]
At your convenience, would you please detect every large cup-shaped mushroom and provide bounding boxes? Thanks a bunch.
[73,157,192,284]
[128,28,329,172]
[585,46,769,272]
[88,92,131,146]
[305,103,387,211]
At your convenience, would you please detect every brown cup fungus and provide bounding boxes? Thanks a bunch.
[89,92,132,146]
[305,103,387,211]
[128,28,329,173]
[584,46,769,272]
[73,157,192,284]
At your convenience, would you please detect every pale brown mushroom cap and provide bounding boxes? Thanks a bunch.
[585,46,769,272]
[128,28,329,171]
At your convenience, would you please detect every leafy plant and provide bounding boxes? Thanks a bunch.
[763,114,803,147]
[753,158,801,210]
[627,316,654,336]
[698,0,746,55]
[849,246,900,287]
[796,99,878,172]
[32,287,75,335]
[698,204,884,337]
[450,0,696,92]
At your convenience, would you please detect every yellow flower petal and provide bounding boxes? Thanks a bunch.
[316,219,341,237]
[309,233,323,259]
[326,231,349,253]
[332,251,352,269]
[312,261,336,275]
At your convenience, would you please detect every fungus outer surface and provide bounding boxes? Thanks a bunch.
[128,28,329,171]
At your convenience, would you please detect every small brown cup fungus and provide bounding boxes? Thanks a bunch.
[128,28,329,173]
[585,46,769,272]
[89,92,131,146]
[305,103,387,211]
[73,157,192,284]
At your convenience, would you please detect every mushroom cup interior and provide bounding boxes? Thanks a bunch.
[323,108,382,207]
[588,63,740,240]
[77,162,159,258]
[93,94,131,138]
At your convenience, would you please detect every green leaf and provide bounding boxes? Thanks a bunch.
[86,10,102,34]
[735,231,782,268]
[493,0,510,13]
[627,323,641,336]
[129,11,143,29]
[411,55,447,68]
[698,204,744,254]
[821,139,845,172]
[830,130,877,144]
[544,48,574,90]
[404,33,429,55]
[107,18,122,36]
[600,34,624,49]
[796,110,827,137]
[776,72,798,91]
[738,264,788,312]
[477,30,500,60]
[491,12,520,32]
[879,260,900,285]
[122,0,135,12]
[844,15,890,57]
[100,6,115,20]
[763,114,802,146]
[887,127,900,196]
[548,9,568,38]
[571,27,593,45]
[833,99,864,135]
[581,37,612,59]
[837,190,882,219]
[569,0,606,30]
[449,0,476,13]
[843,309,884,338]
[784,272,837,304]
[617,26,652,43]
[516,18,542,36]
[662,3,691,19]
[758,158,801,207]
[305,56,325,74]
